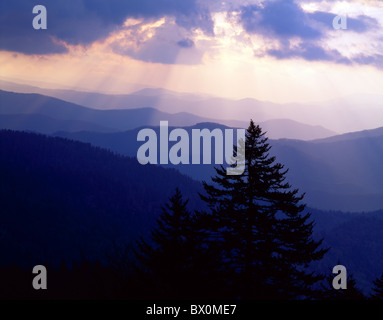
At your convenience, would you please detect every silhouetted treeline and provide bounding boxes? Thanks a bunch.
[2,190,383,300]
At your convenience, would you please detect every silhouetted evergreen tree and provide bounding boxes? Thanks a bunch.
[370,273,383,300]
[134,188,209,299]
[199,120,328,299]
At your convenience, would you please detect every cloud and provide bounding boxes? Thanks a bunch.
[239,0,378,39]
[1,0,381,69]
[111,20,203,65]
[309,11,379,33]
[240,1,322,40]
[237,0,381,67]
[266,43,351,64]
[177,38,195,48]
[353,53,383,68]
[0,0,213,55]
[0,2,67,54]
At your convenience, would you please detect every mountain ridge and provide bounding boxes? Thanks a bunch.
[0,89,336,140]
[2,80,383,132]
[52,123,383,212]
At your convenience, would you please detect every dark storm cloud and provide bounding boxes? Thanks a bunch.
[0,0,213,54]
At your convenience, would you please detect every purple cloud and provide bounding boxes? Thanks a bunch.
[0,0,213,55]
[238,0,381,67]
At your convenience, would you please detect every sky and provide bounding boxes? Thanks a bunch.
[0,0,382,103]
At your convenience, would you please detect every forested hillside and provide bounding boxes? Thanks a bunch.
[0,130,204,266]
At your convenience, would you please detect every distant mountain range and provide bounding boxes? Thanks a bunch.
[52,123,383,212]
[1,79,382,133]
[314,126,383,143]
[259,118,336,140]
[0,113,115,134]
[0,89,242,130]
[1,88,382,211]
[271,136,383,212]
[0,89,336,140]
